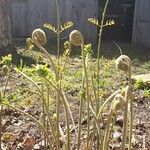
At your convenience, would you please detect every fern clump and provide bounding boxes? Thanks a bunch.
[0,0,135,149]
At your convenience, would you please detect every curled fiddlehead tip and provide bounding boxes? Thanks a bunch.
[32,28,47,45]
[115,55,131,72]
[111,94,126,112]
[2,65,9,76]
[64,41,71,50]
[69,30,83,46]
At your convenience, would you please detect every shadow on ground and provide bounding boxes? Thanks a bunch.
[2,39,150,66]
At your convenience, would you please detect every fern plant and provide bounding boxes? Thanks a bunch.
[0,0,135,149]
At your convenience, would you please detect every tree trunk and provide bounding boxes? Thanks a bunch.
[0,0,11,49]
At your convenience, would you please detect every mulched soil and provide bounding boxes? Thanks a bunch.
[0,71,150,150]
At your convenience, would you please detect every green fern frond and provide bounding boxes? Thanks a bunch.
[88,18,100,27]
[26,38,34,50]
[59,21,73,33]
[88,18,115,28]
[103,19,115,27]
[43,23,57,33]
[44,21,73,34]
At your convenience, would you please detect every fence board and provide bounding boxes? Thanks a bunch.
[10,1,28,37]
[8,0,98,43]
[132,0,150,48]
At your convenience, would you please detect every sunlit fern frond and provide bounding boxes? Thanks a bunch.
[103,19,115,27]
[59,21,73,33]
[43,23,57,34]
[44,22,73,34]
[26,38,34,50]
[88,18,115,28]
[88,18,100,27]
[64,41,71,50]
[63,48,71,57]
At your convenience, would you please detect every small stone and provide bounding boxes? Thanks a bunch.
[34,144,40,149]
[113,131,122,140]
[115,115,123,128]
[132,73,150,83]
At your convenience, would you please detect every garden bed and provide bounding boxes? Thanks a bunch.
[0,41,150,149]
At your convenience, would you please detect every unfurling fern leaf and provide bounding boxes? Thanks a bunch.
[43,23,57,33]
[88,18,100,27]
[59,21,73,33]
[88,18,115,28]
[26,38,34,50]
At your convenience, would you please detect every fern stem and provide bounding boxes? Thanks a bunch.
[45,78,72,150]
[56,0,61,149]
[121,86,130,150]
[97,90,120,119]
[102,110,112,150]
[128,68,133,150]
[97,0,110,109]
[33,40,57,76]
[81,43,90,148]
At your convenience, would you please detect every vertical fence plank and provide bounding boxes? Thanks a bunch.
[9,0,98,43]
[9,0,28,37]
[132,0,150,48]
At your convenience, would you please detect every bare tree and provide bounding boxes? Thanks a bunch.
[0,0,11,49]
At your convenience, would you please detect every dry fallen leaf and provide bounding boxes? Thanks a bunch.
[21,135,35,150]
[1,132,17,142]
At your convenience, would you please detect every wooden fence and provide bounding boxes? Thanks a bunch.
[8,0,98,43]
[132,0,150,48]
